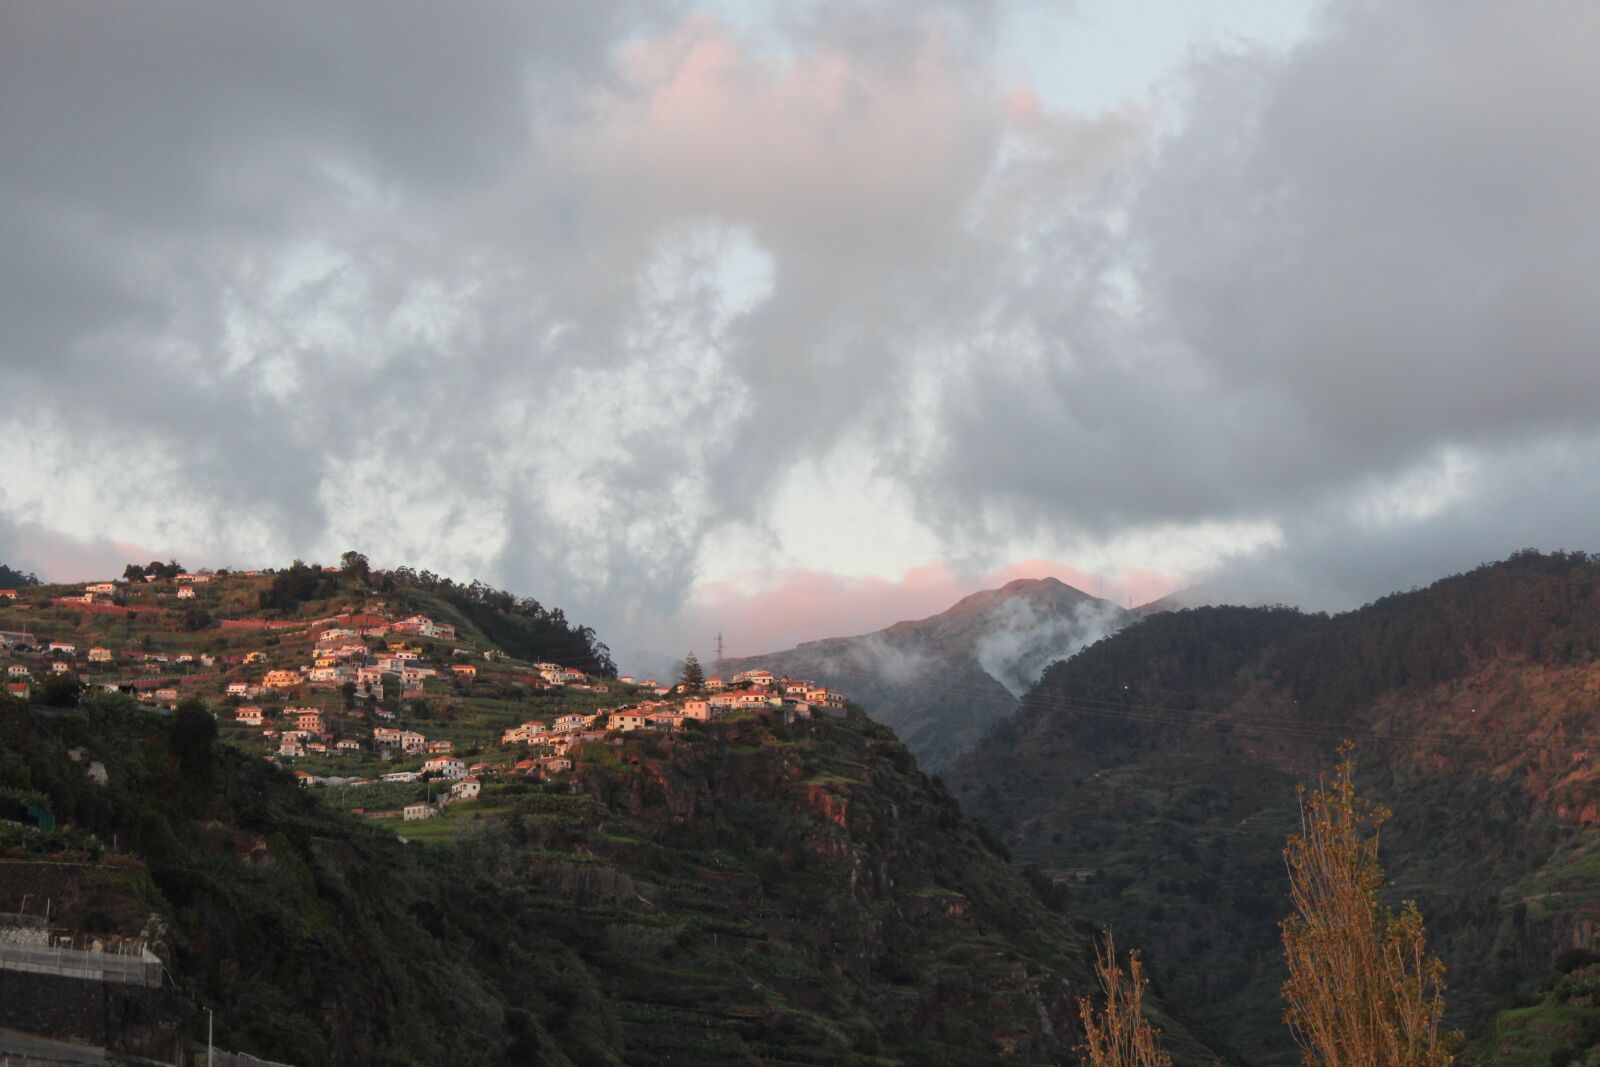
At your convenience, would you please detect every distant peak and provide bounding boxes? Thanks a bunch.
[998,576,1066,593]
[931,575,1098,621]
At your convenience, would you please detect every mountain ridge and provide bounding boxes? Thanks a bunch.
[725,575,1131,770]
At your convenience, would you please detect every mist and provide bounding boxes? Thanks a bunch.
[975,598,1129,697]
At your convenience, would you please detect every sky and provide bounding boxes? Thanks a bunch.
[4,1,1600,668]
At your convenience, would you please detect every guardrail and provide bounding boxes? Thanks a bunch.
[0,941,161,987]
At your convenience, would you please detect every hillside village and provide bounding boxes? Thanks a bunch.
[0,559,1104,1067]
[0,564,847,835]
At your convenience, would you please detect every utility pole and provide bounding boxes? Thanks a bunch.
[206,1006,214,1067]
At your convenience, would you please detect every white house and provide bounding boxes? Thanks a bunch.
[450,777,481,800]
[423,756,466,779]
[402,802,436,821]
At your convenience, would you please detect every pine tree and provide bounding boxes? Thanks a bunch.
[679,652,706,693]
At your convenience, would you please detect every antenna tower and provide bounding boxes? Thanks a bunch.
[714,631,725,676]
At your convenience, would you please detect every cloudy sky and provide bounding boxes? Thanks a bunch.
[4,1,1598,665]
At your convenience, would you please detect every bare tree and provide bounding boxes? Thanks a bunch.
[1078,930,1175,1067]
[1281,744,1455,1067]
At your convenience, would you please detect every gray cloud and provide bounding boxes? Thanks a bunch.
[913,0,1600,600]
[975,596,1127,696]
[2,1,1597,651]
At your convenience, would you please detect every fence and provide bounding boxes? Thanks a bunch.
[0,941,161,988]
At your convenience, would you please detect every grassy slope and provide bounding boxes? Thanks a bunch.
[1469,961,1600,1067]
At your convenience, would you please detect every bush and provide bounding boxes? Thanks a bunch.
[170,700,218,776]
[34,674,84,708]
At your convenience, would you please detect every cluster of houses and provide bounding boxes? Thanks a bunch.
[6,581,863,826]
[2,576,620,715]
[400,773,482,821]
[1,597,475,743]
[498,668,847,777]
[47,573,223,607]
[0,631,202,701]
[290,759,485,823]
[266,711,453,760]
[2,603,478,705]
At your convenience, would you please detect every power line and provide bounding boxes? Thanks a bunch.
[753,657,1597,759]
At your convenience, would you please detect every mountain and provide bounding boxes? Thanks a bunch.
[0,559,1222,1065]
[947,550,1600,1065]
[725,577,1132,771]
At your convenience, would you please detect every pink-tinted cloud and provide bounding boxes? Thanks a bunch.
[686,563,971,657]
[567,14,1000,251]
[3,522,163,584]
[685,558,1186,657]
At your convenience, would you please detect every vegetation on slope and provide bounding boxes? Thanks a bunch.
[0,687,1219,1065]
[950,551,1600,1065]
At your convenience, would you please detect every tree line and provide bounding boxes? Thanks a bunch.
[0,561,43,587]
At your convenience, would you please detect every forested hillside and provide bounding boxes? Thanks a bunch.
[950,550,1600,1065]
[0,690,1219,1065]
